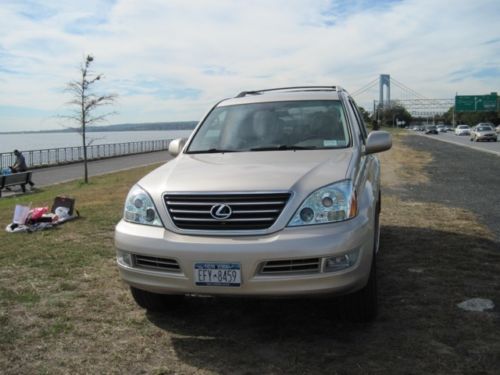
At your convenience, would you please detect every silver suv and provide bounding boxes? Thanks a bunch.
[115,86,392,321]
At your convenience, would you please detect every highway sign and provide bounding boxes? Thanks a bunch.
[455,93,498,112]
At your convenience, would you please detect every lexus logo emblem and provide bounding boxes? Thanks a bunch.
[210,204,232,220]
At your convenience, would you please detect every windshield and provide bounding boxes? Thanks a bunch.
[477,126,492,131]
[187,100,350,153]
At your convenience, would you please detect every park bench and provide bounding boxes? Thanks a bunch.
[0,172,33,197]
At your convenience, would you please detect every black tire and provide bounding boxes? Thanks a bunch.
[342,256,378,322]
[130,286,183,312]
[342,208,379,322]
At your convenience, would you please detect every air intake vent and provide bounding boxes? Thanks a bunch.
[134,255,181,273]
[259,258,321,275]
[164,193,290,231]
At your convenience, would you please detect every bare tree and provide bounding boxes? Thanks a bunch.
[64,55,117,183]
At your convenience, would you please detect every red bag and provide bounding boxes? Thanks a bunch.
[30,207,49,221]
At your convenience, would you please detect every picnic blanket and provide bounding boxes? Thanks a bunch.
[5,196,79,233]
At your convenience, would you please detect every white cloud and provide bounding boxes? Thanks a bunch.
[0,0,499,130]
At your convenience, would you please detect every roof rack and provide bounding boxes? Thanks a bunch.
[235,86,344,98]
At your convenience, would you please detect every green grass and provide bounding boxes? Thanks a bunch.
[0,165,160,373]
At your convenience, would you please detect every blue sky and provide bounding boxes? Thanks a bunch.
[0,0,499,131]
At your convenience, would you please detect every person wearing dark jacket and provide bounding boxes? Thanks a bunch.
[10,149,35,187]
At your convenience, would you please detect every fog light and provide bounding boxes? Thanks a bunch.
[324,249,359,272]
[117,250,133,266]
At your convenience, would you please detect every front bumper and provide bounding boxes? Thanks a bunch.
[476,134,497,140]
[114,214,374,297]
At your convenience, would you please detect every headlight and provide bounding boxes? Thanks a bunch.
[288,180,357,227]
[123,185,163,227]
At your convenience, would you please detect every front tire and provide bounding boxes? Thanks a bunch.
[342,207,379,322]
[342,256,378,322]
[130,286,183,312]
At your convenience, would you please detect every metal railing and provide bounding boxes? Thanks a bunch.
[1,139,171,170]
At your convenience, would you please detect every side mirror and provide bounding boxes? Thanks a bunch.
[365,131,392,155]
[168,138,187,157]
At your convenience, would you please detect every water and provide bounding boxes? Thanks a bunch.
[0,130,193,154]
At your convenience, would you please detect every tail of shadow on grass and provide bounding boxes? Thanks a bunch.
[144,225,500,374]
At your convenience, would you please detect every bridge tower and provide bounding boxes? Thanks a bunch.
[379,74,391,108]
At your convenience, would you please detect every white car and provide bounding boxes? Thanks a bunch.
[455,125,470,136]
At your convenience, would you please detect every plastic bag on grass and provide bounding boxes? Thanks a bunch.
[13,205,30,224]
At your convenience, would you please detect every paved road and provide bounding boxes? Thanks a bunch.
[411,130,500,156]
[400,135,500,240]
[1,151,173,197]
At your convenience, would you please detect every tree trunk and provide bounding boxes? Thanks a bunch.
[83,127,88,183]
[82,72,88,183]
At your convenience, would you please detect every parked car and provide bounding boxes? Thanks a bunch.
[115,86,392,322]
[470,125,497,142]
[496,125,500,134]
[455,125,471,136]
[445,125,453,132]
[437,125,446,133]
[425,125,438,134]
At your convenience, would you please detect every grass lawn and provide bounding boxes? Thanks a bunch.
[0,135,499,374]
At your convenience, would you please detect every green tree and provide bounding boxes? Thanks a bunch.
[376,103,412,127]
[443,106,499,126]
[358,106,372,123]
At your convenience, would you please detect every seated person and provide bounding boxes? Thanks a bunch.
[9,149,35,188]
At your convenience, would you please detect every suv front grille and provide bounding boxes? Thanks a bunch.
[259,258,321,275]
[133,255,181,273]
[164,193,290,230]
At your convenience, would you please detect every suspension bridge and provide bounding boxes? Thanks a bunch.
[351,74,454,117]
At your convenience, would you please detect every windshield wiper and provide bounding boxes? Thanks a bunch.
[188,148,239,154]
[249,145,317,151]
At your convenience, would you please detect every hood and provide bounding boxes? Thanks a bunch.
[139,149,353,197]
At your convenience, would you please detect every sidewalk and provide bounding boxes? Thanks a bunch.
[1,151,172,197]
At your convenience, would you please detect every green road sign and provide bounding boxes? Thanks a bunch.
[455,93,498,112]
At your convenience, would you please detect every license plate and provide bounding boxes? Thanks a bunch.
[194,263,241,287]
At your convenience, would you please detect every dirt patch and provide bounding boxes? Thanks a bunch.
[378,132,433,189]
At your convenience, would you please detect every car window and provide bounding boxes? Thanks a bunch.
[187,100,351,153]
[347,98,367,142]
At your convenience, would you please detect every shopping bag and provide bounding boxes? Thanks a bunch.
[13,205,30,224]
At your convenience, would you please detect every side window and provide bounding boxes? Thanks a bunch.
[348,98,368,141]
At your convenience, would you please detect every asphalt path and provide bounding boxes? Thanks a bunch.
[1,151,172,197]
[32,151,173,187]
[399,135,500,241]
[410,129,500,156]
